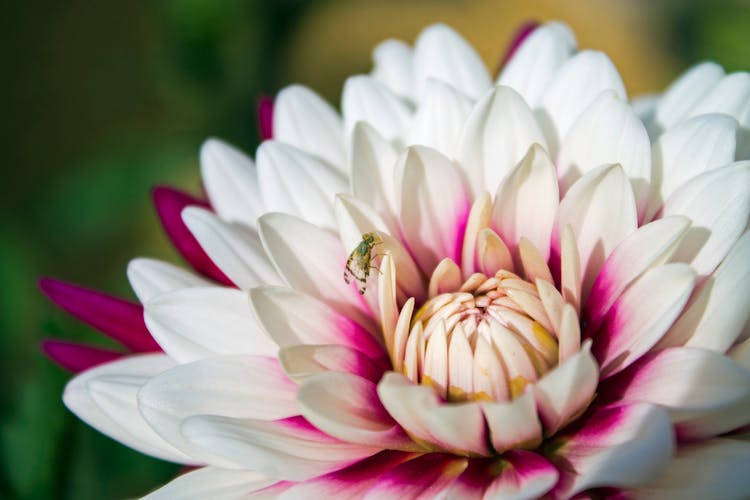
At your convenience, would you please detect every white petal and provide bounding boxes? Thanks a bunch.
[63,354,190,463]
[273,85,346,172]
[181,415,378,481]
[297,371,414,450]
[654,61,724,131]
[649,113,738,219]
[200,138,264,228]
[278,344,384,384]
[413,23,491,101]
[349,122,399,222]
[555,164,638,300]
[396,146,470,275]
[127,258,211,303]
[497,21,577,107]
[533,342,598,435]
[557,91,651,219]
[142,467,278,500]
[341,75,412,143]
[664,230,750,352]
[550,403,674,497]
[377,372,489,455]
[593,263,695,377]
[456,85,548,196]
[492,143,558,261]
[539,50,626,153]
[137,355,298,466]
[371,39,414,101]
[249,286,384,360]
[144,287,276,363]
[182,207,280,289]
[637,439,750,500]
[585,216,690,333]
[663,161,750,277]
[482,391,543,453]
[257,212,376,329]
[407,78,473,157]
[256,141,347,230]
[688,71,750,123]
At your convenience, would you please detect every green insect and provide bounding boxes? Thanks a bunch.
[344,232,383,294]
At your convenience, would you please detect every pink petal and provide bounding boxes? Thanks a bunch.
[591,263,695,377]
[278,451,414,499]
[484,450,559,499]
[278,344,385,383]
[396,146,471,275]
[41,340,122,373]
[298,372,416,450]
[549,403,674,497]
[39,278,159,352]
[257,95,274,140]
[152,186,233,286]
[364,453,468,500]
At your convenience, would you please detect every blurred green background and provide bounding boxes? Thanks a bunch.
[1,1,748,498]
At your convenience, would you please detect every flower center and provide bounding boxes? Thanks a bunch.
[401,270,564,403]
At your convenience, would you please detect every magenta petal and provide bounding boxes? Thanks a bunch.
[499,21,539,69]
[257,95,274,140]
[39,278,160,352]
[41,340,123,373]
[152,186,234,286]
[281,451,413,498]
[365,453,467,499]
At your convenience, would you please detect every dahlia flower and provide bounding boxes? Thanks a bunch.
[41,21,750,499]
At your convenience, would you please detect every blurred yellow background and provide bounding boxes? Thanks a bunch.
[1,1,748,498]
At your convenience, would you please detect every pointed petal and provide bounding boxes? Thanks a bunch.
[663,161,750,277]
[654,61,724,130]
[377,372,490,455]
[555,164,638,300]
[273,85,346,171]
[533,342,598,435]
[477,228,514,277]
[584,216,690,334]
[592,263,695,377]
[152,186,232,285]
[396,146,470,275]
[456,86,547,196]
[41,340,122,373]
[181,415,379,481]
[371,39,414,101]
[249,286,384,360]
[127,258,211,303]
[549,403,674,497]
[256,141,347,230]
[342,75,412,143]
[350,122,399,221]
[650,114,738,218]
[278,344,384,383]
[557,91,651,219]
[482,391,543,453]
[539,50,626,153]
[39,278,159,352]
[408,78,473,157]
[138,355,298,464]
[601,347,750,440]
[258,212,376,329]
[142,467,278,500]
[200,138,264,228]
[298,371,415,450]
[492,143,558,261]
[688,71,750,122]
[497,21,577,107]
[413,23,491,101]
[257,95,274,140]
[182,207,280,289]
[461,192,492,278]
[144,287,276,363]
[663,230,750,351]
[63,354,191,463]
